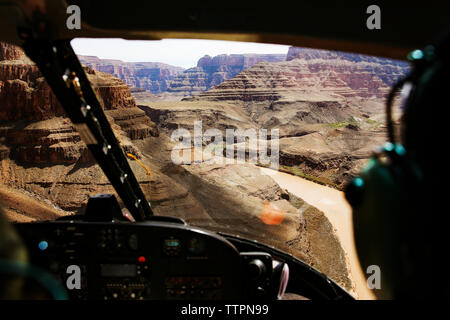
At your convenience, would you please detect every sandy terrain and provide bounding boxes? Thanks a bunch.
[0,184,68,222]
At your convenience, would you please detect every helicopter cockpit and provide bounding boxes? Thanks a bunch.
[0,0,443,302]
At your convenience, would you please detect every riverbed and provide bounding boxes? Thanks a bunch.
[259,167,375,300]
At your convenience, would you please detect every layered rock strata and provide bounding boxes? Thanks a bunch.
[0,43,159,166]
[78,55,184,94]
[169,48,410,188]
[79,53,286,100]
[167,54,286,95]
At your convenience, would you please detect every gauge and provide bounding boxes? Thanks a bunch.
[188,237,206,255]
[163,237,181,256]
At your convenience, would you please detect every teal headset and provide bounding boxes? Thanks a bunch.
[344,33,448,299]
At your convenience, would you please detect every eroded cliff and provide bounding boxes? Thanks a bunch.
[145,47,410,188]
[77,55,184,94]
[166,54,286,96]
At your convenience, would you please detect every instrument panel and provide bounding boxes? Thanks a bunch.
[14,220,254,300]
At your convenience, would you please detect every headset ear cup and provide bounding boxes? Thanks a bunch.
[347,28,449,299]
[344,177,365,208]
[345,146,425,300]
[346,157,404,299]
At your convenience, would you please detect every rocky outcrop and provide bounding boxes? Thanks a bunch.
[198,54,286,70]
[167,54,285,96]
[166,67,210,96]
[0,42,24,61]
[79,53,285,100]
[191,50,409,102]
[0,43,63,122]
[78,55,184,94]
[106,108,159,139]
[0,77,65,121]
[0,118,85,164]
[166,162,352,290]
[0,43,159,166]
[169,48,410,188]
[88,71,159,139]
[0,43,178,217]
[0,183,69,222]
[286,46,409,97]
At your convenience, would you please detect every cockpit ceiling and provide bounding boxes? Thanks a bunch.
[0,0,449,59]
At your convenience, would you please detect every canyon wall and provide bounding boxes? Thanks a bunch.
[166,54,286,96]
[286,46,409,95]
[78,53,286,99]
[0,42,186,218]
[0,43,24,60]
[0,43,158,167]
[168,47,410,188]
[77,55,185,94]
[194,47,409,102]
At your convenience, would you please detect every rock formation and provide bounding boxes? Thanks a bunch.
[0,42,197,222]
[285,46,408,97]
[150,47,410,188]
[166,54,286,96]
[0,43,159,165]
[77,55,184,94]
[0,43,24,60]
[193,49,408,101]
[79,53,286,100]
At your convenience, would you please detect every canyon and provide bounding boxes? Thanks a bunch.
[140,47,409,188]
[166,54,285,97]
[0,42,354,295]
[77,55,184,94]
[0,41,411,298]
[78,53,286,100]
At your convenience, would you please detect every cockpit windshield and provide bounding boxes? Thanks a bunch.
[0,38,409,299]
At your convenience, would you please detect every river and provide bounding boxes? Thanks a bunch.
[259,167,375,300]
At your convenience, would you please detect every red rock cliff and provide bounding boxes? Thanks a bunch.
[286,46,409,92]
[0,42,24,61]
[167,53,286,95]
[78,55,184,94]
[0,42,158,165]
[192,48,409,101]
